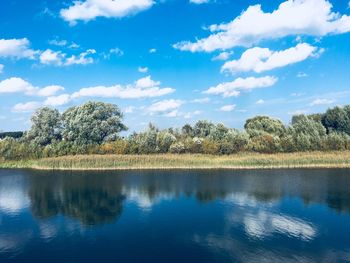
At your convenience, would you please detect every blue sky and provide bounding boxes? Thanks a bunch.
[1,0,350,133]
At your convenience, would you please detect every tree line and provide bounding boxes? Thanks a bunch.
[1,101,350,160]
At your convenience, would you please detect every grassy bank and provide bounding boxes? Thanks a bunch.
[1,151,350,170]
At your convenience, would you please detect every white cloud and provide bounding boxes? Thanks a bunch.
[212,51,233,61]
[36,85,65,97]
[0,64,3,74]
[0,77,63,97]
[164,110,180,118]
[174,0,350,52]
[60,0,155,25]
[204,76,277,97]
[149,48,157,53]
[256,99,265,104]
[69,42,80,49]
[190,0,209,4]
[44,94,71,106]
[48,39,68,46]
[65,49,96,66]
[310,98,334,106]
[40,49,64,65]
[0,38,37,59]
[109,47,124,56]
[0,77,36,95]
[72,75,175,99]
[219,104,236,112]
[40,49,96,66]
[138,66,149,73]
[146,99,184,115]
[12,101,41,113]
[222,43,319,74]
[297,72,308,78]
[184,110,201,119]
[191,97,210,103]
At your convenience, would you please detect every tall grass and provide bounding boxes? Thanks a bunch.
[1,151,350,170]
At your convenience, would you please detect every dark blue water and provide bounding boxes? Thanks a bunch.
[0,169,350,263]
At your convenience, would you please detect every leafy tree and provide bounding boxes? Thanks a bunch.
[0,131,23,139]
[209,123,229,141]
[245,116,286,137]
[181,124,194,137]
[26,107,61,146]
[62,101,127,145]
[135,123,158,154]
[157,131,176,153]
[322,106,350,134]
[290,115,326,151]
[193,120,215,137]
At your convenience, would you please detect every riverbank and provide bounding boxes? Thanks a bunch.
[1,151,350,170]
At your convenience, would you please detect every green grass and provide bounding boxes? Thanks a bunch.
[1,151,350,170]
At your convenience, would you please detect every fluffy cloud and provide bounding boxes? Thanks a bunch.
[204,76,277,97]
[44,94,71,106]
[65,49,96,66]
[191,97,210,103]
[146,99,184,115]
[174,0,350,52]
[12,101,41,113]
[48,39,68,47]
[212,51,233,61]
[149,48,157,53]
[222,43,319,73]
[0,78,36,95]
[0,77,63,96]
[0,38,37,59]
[60,0,154,25]
[40,49,64,65]
[109,47,124,56]
[37,85,65,97]
[190,0,209,4]
[40,49,96,66]
[309,98,335,106]
[72,76,175,99]
[219,104,236,112]
[256,99,265,104]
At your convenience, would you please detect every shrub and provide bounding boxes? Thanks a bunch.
[169,142,186,154]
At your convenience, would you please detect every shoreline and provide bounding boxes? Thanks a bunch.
[1,152,350,171]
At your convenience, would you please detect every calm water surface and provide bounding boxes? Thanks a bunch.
[0,169,350,262]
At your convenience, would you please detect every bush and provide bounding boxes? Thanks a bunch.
[249,134,282,153]
[169,142,186,154]
[202,139,220,155]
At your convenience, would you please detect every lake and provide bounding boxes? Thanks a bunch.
[0,169,350,262]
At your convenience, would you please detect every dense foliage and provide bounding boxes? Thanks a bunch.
[1,101,350,160]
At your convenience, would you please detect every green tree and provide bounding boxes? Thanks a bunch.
[244,116,286,137]
[26,107,61,146]
[181,124,194,137]
[157,131,176,153]
[62,101,127,145]
[193,120,215,138]
[322,106,350,134]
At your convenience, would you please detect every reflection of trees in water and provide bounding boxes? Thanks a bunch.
[29,173,125,225]
[28,169,350,221]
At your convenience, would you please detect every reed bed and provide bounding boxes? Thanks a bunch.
[1,151,350,170]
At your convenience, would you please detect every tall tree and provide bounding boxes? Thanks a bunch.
[62,101,127,145]
[322,106,350,134]
[244,116,286,137]
[26,107,61,146]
